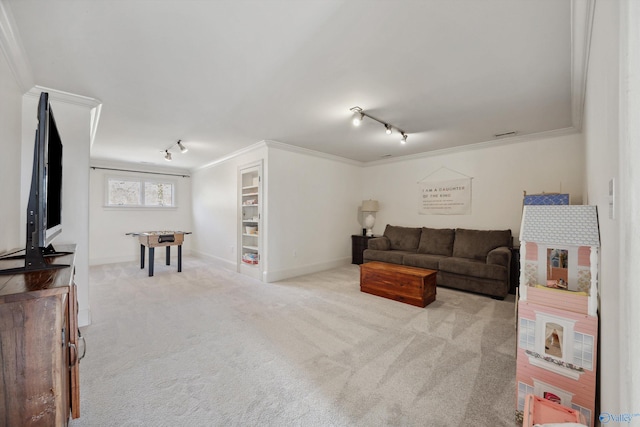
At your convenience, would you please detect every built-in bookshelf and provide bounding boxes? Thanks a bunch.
[238,162,262,280]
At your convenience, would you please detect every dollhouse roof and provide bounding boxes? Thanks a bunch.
[520,205,600,247]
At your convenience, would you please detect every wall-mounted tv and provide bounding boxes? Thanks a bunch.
[0,92,69,274]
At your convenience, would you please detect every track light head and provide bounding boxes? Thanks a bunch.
[349,106,407,144]
[177,140,188,153]
[164,150,172,161]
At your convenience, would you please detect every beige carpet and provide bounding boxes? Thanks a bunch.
[69,257,518,426]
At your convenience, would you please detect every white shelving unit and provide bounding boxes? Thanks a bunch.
[238,162,262,280]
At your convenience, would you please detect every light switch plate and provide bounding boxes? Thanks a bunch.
[609,178,615,219]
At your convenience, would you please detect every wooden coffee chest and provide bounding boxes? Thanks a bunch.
[360,261,437,307]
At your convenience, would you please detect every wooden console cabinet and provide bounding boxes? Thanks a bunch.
[0,245,81,425]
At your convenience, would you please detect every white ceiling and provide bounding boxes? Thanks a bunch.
[5,0,580,170]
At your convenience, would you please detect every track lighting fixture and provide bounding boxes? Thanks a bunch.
[350,106,408,144]
[162,139,189,161]
[177,140,188,153]
[352,112,363,126]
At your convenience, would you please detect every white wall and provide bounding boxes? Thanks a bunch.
[190,142,362,282]
[361,132,584,240]
[191,144,267,268]
[583,0,619,416]
[88,162,193,265]
[0,41,23,252]
[265,145,362,281]
[619,0,640,412]
[584,0,639,417]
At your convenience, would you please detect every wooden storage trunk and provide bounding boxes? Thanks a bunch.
[360,261,437,307]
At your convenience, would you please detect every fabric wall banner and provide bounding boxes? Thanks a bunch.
[418,177,472,215]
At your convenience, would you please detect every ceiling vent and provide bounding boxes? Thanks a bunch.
[494,131,518,138]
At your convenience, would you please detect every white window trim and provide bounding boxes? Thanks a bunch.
[105,175,177,208]
[526,311,583,380]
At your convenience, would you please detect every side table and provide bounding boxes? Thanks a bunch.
[510,246,520,295]
[351,235,377,265]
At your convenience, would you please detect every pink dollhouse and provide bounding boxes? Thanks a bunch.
[516,205,600,426]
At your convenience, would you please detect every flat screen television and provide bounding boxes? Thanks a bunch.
[0,92,69,274]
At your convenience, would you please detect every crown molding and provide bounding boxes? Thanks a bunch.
[195,140,269,171]
[363,127,580,167]
[571,0,596,131]
[263,140,363,167]
[26,86,103,146]
[196,127,579,171]
[26,85,102,109]
[0,0,34,92]
[195,139,363,172]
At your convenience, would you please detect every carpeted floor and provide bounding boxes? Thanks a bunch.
[69,257,518,427]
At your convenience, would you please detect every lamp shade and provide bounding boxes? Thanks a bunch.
[361,200,379,212]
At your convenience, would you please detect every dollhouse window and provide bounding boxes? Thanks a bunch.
[519,318,536,351]
[573,332,594,370]
[571,404,591,424]
[530,312,583,379]
[533,379,574,406]
[544,322,564,358]
[517,382,534,411]
[535,313,575,364]
[547,248,569,287]
[544,392,562,404]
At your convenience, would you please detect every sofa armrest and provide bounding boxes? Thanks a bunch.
[367,236,390,251]
[486,246,511,267]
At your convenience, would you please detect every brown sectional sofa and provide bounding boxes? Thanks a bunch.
[362,225,512,299]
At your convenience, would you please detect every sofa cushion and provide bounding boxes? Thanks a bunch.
[452,228,512,261]
[363,249,414,265]
[383,225,421,251]
[417,227,455,256]
[367,236,390,251]
[403,253,446,270]
[438,256,508,281]
[486,247,511,267]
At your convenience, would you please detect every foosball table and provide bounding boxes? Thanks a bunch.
[126,231,192,277]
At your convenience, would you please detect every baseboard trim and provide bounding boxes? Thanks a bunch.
[263,257,352,282]
[78,308,91,327]
[190,250,237,271]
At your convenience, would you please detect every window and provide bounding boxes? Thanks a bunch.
[519,318,536,351]
[535,313,576,364]
[573,332,594,370]
[517,382,534,411]
[545,322,564,358]
[144,181,173,206]
[571,404,591,424]
[106,176,175,207]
